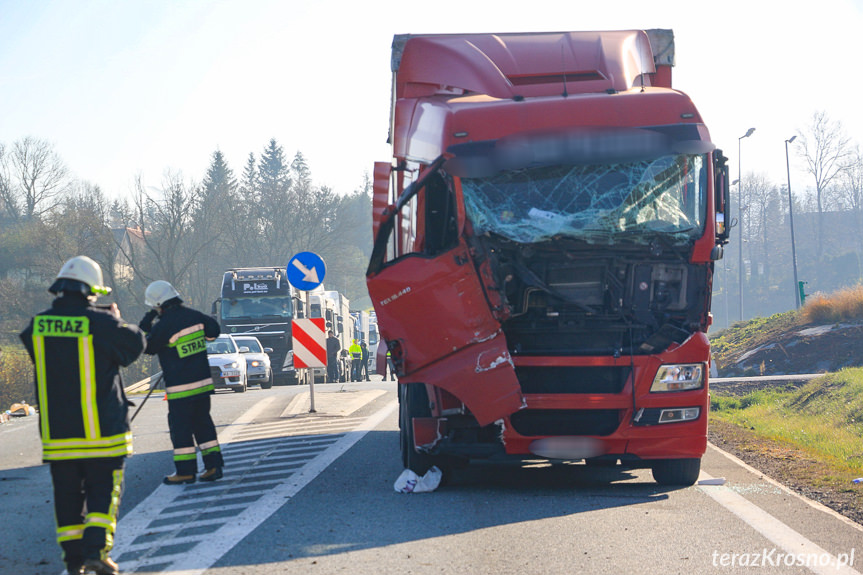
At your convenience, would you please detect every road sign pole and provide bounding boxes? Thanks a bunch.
[305,290,316,413]
[287,251,328,415]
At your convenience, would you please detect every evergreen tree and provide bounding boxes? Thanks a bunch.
[240,152,258,201]
[188,150,239,306]
[257,139,292,264]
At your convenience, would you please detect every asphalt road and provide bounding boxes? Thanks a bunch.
[1,376,861,575]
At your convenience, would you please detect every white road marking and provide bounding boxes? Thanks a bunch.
[698,468,861,575]
[113,395,397,574]
[708,442,863,534]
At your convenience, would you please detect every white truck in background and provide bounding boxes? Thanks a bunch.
[308,288,354,382]
[368,313,380,374]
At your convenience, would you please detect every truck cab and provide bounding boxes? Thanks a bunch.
[367,30,730,485]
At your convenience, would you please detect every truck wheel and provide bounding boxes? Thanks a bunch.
[651,458,700,486]
[399,383,437,475]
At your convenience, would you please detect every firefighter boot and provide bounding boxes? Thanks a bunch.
[163,473,196,485]
[66,561,84,575]
[83,556,119,575]
[200,467,223,482]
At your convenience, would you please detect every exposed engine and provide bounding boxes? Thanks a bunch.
[476,235,710,358]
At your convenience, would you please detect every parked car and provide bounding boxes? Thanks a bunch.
[232,335,273,389]
[207,335,247,393]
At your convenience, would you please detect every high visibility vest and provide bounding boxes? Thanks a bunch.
[349,343,362,359]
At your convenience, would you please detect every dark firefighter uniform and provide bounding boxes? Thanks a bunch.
[140,302,223,478]
[326,331,341,382]
[20,294,146,573]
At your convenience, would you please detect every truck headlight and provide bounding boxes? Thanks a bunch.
[651,364,703,392]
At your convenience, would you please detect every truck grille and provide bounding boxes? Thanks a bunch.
[509,409,621,436]
[516,366,630,394]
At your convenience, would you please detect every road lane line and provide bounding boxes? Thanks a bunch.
[698,470,861,575]
[708,442,863,534]
[165,399,397,575]
[113,396,397,574]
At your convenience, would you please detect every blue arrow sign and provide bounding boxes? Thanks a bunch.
[287,251,326,291]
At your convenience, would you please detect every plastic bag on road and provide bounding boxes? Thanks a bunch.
[394,466,442,493]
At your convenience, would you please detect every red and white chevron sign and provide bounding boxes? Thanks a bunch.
[292,318,326,368]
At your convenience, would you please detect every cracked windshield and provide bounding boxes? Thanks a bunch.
[461,154,707,244]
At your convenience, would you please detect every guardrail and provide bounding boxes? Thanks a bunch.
[0,372,163,425]
[125,371,164,394]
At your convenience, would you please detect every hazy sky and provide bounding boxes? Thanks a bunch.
[3,0,862,199]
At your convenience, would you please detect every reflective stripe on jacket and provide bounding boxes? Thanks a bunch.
[142,304,220,400]
[20,296,146,461]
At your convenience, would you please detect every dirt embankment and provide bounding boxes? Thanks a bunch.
[714,321,863,377]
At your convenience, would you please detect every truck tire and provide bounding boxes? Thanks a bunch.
[399,383,437,475]
[651,458,700,486]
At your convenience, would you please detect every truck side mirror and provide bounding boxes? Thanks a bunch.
[713,150,730,247]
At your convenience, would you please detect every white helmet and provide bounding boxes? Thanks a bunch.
[52,256,111,295]
[145,280,180,308]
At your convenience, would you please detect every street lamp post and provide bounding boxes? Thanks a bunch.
[726,179,740,329]
[785,135,801,309]
[737,127,755,321]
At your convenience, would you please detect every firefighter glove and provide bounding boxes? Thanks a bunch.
[139,309,159,332]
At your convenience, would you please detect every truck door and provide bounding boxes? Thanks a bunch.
[367,162,523,426]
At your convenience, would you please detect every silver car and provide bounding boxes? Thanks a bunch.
[207,335,248,393]
[232,335,273,389]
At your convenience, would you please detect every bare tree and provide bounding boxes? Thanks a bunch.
[837,147,863,282]
[118,172,212,308]
[4,137,71,220]
[836,146,863,213]
[796,111,852,259]
[745,173,785,313]
[0,142,15,219]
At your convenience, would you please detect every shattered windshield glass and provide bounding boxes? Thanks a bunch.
[460,154,707,245]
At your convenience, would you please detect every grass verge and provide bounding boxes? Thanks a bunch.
[710,367,863,486]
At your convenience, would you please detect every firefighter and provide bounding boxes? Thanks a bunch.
[348,338,362,381]
[20,256,146,575]
[139,280,224,485]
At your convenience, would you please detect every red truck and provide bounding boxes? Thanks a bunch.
[367,30,730,485]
